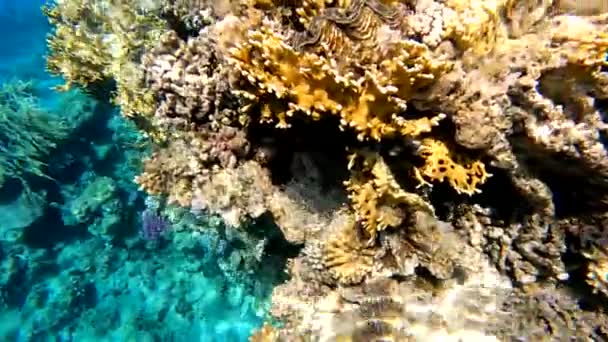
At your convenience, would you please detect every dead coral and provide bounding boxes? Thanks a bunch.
[190,161,271,227]
[160,0,215,31]
[452,204,568,285]
[560,213,608,298]
[271,259,510,340]
[135,125,251,208]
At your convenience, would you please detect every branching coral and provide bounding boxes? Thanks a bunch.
[227,17,449,141]
[414,138,490,195]
[0,81,70,187]
[44,0,166,117]
[345,151,433,240]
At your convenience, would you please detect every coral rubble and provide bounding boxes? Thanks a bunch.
[44,0,608,339]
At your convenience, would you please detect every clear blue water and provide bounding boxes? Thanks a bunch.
[0,2,279,340]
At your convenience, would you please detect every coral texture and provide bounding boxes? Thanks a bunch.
[45,0,608,340]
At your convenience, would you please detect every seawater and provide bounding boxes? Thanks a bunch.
[0,1,278,340]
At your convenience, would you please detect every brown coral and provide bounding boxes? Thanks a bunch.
[322,218,378,285]
[288,0,409,53]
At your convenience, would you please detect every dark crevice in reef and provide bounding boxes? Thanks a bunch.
[79,78,117,106]
[253,212,304,259]
[0,178,23,203]
[161,11,200,40]
[476,167,536,220]
[239,213,299,289]
[562,232,608,312]
[249,116,352,193]
[48,100,116,184]
[22,207,90,249]
[511,137,608,217]
[595,97,608,146]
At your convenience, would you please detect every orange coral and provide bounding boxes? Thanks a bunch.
[249,323,280,342]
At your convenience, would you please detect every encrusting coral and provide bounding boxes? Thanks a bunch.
[45,0,608,339]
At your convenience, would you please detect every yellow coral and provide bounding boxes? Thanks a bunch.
[323,218,377,285]
[249,323,280,342]
[444,0,507,55]
[43,0,163,117]
[583,246,608,298]
[227,17,448,140]
[414,138,490,195]
[346,152,433,240]
[549,14,608,67]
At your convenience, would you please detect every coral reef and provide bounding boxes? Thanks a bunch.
[0,3,294,340]
[44,0,608,340]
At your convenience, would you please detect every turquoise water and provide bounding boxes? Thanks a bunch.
[0,2,281,340]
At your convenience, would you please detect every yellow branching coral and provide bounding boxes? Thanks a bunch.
[322,217,378,285]
[548,14,608,68]
[44,0,165,117]
[414,138,490,195]
[345,152,434,240]
[227,19,448,140]
[503,0,553,37]
[44,6,112,87]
